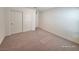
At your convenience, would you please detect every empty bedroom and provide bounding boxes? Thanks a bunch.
[0,7,79,51]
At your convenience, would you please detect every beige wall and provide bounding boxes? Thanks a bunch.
[39,7,79,44]
[0,8,5,44]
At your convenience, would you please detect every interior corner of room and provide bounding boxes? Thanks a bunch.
[0,7,79,50]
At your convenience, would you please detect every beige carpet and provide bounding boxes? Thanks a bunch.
[0,28,79,51]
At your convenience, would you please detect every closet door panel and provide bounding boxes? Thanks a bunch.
[23,9,36,32]
[9,10,23,35]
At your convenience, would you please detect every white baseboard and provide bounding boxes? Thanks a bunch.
[39,27,79,44]
[0,35,5,45]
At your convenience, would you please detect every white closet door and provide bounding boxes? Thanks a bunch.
[23,9,36,32]
[9,10,23,35]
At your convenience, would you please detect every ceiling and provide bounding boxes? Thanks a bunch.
[37,7,53,12]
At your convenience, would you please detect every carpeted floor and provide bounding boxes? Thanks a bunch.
[0,28,79,51]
